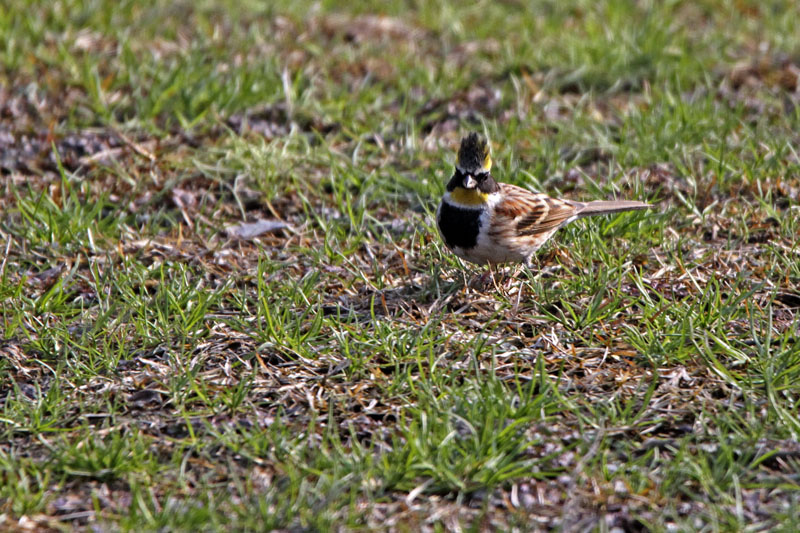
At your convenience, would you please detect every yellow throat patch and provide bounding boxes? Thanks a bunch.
[450,187,490,206]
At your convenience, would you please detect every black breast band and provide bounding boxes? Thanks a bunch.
[438,202,483,249]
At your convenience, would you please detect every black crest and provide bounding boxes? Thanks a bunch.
[457,133,490,172]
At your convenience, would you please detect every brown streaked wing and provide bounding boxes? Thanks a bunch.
[496,184,582,236]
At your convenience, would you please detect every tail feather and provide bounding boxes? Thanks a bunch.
[576,200,652,218]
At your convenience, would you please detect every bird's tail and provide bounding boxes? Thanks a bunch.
[576,200,652,218]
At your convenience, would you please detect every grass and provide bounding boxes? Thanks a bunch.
[1,0,800,530]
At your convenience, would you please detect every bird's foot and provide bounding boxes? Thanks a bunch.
[468,270,495,291]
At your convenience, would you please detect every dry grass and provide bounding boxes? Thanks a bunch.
[1,0,800,531]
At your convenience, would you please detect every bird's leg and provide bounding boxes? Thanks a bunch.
[508,263,523,314]
[511,256,538,314]
[523,254,543,276]
[468,264,492,291]
[489,263,503,294]
[511,282,523,314]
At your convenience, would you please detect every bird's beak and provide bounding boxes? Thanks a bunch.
[462,174,477,189]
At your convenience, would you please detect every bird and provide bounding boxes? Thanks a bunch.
[436,132,652,267]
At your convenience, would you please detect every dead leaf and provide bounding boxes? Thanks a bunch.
[227,219,288,239]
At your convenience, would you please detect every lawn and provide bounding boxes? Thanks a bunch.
[1,0,800,530]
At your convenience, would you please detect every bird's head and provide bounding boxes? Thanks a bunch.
[456,132,491,187]
[446,133,499,203]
